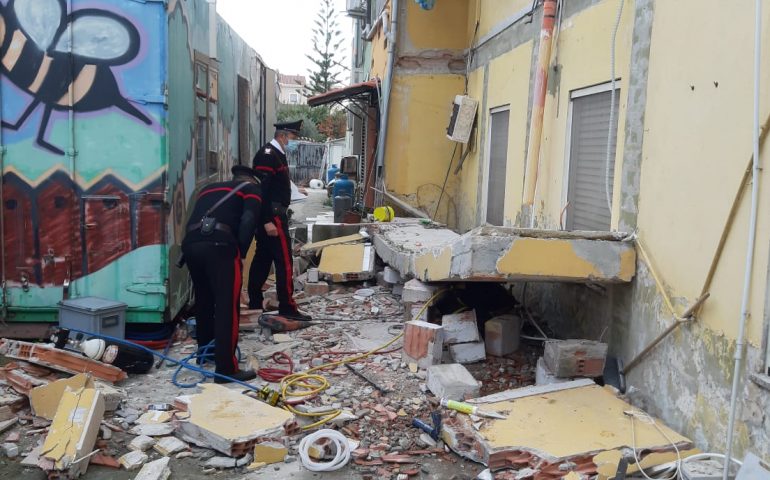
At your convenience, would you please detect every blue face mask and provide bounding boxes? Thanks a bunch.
[285,139,298,151]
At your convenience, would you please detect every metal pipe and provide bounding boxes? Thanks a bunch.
[522,0,557,227]
[0,22,6,320]
[67,0,78,299]
[375,0,398,169]
[724,1,762,477]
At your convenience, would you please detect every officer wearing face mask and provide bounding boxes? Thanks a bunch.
[247,120,311,321]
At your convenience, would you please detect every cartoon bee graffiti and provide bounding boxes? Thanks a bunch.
[0,0,151,155]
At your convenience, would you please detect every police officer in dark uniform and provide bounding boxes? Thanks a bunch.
[182,165,262,383]
[248,120,311,320]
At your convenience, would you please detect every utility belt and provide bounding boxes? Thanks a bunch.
[187,218,233,236]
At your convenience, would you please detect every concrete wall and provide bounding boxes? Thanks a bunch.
[371,0,770,462]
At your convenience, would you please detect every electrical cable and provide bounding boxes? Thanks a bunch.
[626,410,681,480]
[257,351,293,382]
[298,429,351,472]
[279,289,445,430]
[605,0,625,219]
[433,144,459,220]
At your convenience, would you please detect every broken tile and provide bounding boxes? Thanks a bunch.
[133,457,171,480]
[40,386,104,478]
[119,450,149,470]
[154,436,188,456]
[130,423,175,437]
[129,435,157,451]
[136,410,173,425]
[90,453,120,468]
[205,454,252,469]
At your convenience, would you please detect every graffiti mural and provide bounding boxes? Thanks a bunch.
[0,0,152,154]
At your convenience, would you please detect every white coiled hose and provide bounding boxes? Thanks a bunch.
[298,429,351,472]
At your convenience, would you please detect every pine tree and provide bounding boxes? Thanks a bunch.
[305,0,346,96]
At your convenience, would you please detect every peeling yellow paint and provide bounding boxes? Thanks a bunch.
[414,246,452,281]
[496,238,603,280]
[619,247,637,281]
[479,385,690,457]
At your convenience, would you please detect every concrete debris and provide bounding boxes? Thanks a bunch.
[0,418,17,435]
[441,310,481,344]
[427,364,481,400]
[129,435,157,451]
[543,339,608,378]
[136,410,173,424]
[130,423,176,437]
[402,279,439,304]
[153,436,188,456]
[119,449,149,470]
[133,457,171,480]
[449,342,487,364]
[20,445,43,466]
[29,374,94,421]
[252,441,288,465]
[484,315,521,356]
[318,244,375,282]
[0,339,127,383]
[536,356,571,386]
[383,266,402,284]
[2,441,19,458]
[205,453,253,469]
[402,320,444,369]
[304,281,330,296]
[39,385,104,478]
[177,384,295,457]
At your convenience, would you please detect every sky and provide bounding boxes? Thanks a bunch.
[217,0,354,83]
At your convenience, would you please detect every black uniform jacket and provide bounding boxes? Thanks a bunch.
[182,179,262,254]
[252,141,291,224]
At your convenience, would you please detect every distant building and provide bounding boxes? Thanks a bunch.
[278,74,308,105]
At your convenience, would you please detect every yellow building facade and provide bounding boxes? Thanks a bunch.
[367,0,770,462]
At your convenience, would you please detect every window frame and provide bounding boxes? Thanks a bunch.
[194,51,220,184]
[482,104,511,227]
[562,81,622,231]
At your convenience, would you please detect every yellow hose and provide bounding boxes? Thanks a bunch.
[281,289,444,430]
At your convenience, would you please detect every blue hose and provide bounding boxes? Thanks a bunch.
[170,341,242,388]
[61,327,258,391]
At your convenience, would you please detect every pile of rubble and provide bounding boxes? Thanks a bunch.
[0,224,705,480]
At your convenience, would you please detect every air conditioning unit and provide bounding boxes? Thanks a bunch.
[346,0,367,18]
[446,95,478,144]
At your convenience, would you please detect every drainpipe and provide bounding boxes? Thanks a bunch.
[66,0,78,298]
[0,32,6,318]
[521,0,557,228]
[375,0,398,174]
[723,1,762,478]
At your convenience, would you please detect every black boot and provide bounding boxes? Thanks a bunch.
[214,369,257,384]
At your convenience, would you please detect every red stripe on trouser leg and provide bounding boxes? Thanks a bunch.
[231,253,241,372]
[274,216,297,310]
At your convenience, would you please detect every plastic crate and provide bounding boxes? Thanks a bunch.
[58,297,127,340]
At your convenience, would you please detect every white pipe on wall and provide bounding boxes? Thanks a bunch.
[375,0,398,169]
[723,1,762,478]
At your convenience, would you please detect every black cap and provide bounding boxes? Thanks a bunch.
[231,165,257,179]
[274,120,303,135]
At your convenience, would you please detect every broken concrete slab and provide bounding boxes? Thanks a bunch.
[136,410,173,425]
[30,373,93,421]
[373,223,635,283]
[177,384,295,457]
[153,436,188,456]
[304,281,330,296]
[484,315,521,356]
[300,232,367,255]
[449,342,487,364]
[0,340,126,383]
[442,311,481,344]
[544,339,608,378]
[133,457,171,480]
[402,321,443,369]
[426,364,480,400]
[93,381,126,412]
[442,383,692,477]
[118,450,148,470]
[318,244,375,282]
[40,386,105,478]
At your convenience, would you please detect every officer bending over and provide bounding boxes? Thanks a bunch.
[181,165,262,383]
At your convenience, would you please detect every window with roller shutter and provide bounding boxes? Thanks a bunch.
[566,86,620,231]
[486,107,510,226]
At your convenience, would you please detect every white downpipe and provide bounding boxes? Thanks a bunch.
[375,0,398,169]
[723,1,762,478]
